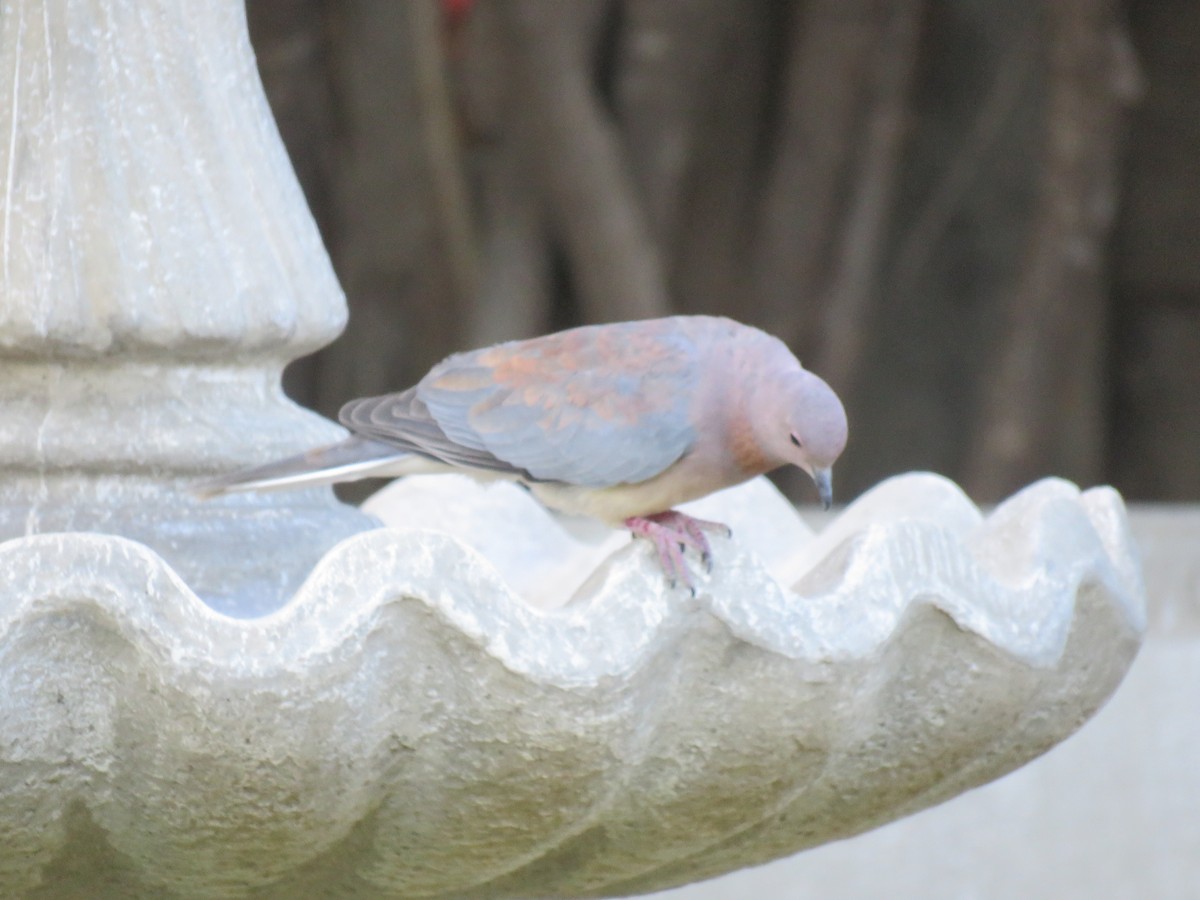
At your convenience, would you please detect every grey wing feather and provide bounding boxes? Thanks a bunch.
[191,436,405,497]
[414,324,699,487]
[339,388,538,479]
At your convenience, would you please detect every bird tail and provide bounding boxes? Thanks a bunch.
[191,437,408,498]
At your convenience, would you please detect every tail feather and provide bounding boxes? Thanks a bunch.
[191,437,408,498]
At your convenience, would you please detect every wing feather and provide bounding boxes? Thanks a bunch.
[417,319,698,487]
[339,318,703,488]
[339,389,535,478]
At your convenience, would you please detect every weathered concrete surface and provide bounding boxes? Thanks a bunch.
[0,2,1150,897]
[0,0,376,614]
[653,506,1190,900]
[0,473,1144,898]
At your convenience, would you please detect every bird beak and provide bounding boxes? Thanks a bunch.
[811,467,833,510]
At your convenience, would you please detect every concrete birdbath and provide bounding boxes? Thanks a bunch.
[0,1,1145,898]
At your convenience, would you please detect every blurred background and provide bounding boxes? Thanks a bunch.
[239,7,1194,897]
[246,0,1198,507]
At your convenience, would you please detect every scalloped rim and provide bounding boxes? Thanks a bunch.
[0,474,1146,687]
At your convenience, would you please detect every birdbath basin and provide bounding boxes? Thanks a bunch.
[0,471,1143,897]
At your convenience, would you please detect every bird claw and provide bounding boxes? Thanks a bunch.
[624,510,731,592]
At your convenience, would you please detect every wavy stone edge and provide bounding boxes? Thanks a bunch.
[0,473,1145,898]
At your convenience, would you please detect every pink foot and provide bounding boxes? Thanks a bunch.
[624,511,733,593]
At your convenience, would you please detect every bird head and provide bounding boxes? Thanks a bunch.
[766,369,847,509]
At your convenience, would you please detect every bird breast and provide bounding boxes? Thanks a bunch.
[527,450,752,525]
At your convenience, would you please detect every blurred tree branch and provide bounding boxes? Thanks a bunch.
[813,0,925,394]
[249,0,1165,504]
[502,0,671,322]
[752,0,883,359]
[964,0,1136,498]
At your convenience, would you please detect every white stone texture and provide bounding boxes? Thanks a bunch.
[0,0,376,613]
[0,2,1149,897]
[0,472,1144,897]
[649,506,1197,900]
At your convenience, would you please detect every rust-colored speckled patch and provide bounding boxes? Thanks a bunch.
[729,411,771,475]
[468,323,690,429]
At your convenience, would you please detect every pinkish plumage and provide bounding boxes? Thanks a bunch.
[194,316,848,590]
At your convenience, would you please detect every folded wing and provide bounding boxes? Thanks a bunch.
[340,320,699,488]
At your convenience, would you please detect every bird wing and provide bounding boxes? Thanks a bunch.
[342,320,699,488]
[340,388,536,478]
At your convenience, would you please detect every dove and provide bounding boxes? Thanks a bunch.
[194,316,848,591]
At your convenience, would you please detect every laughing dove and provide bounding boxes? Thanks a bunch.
[195,315,848,590]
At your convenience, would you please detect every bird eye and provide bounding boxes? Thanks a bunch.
[790,433,802,448]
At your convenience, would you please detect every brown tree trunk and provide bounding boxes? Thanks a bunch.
[246,0,1161,505]
[502,0,671,322]
[1110,0,1200,501]
[964,0,1134,500]
[812,0,925,394]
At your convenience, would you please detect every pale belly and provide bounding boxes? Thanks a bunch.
[379,451,760,526]
[526,459,754,525]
